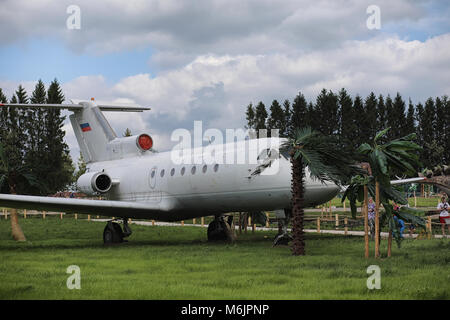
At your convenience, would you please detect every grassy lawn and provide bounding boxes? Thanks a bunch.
[0,216,449,300]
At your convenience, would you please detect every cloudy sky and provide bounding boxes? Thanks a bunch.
[0,0,449,163]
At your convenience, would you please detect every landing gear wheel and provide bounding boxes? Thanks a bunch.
[103,221,124,244]
[207,216,234,242]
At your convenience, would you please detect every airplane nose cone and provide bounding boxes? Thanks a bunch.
[326,182,341,199]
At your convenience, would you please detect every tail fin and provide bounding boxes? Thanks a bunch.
[1,101,151,163]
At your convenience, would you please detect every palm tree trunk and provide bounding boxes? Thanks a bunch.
[375,181,380,258]
[9,187,26,241]
[364,185,369,258]
[387,231,392,257]
[291,156,305,256]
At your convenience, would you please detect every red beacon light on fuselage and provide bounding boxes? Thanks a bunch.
[137,134,153,151]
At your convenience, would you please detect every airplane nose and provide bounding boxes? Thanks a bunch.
[327,182,341,198]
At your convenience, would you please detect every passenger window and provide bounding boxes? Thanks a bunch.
[214,164,219,172]
[170,168,175,176]
[191,166,196,175]
[181,167,185,176]
[202,165,207,173]
[160,169,165,177]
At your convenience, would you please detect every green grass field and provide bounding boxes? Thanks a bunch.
[0,216,449,300]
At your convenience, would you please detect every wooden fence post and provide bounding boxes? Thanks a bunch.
[427,216,432,239]
[3,209,7,220]
[265,212,269,228]
[329,201,332,218]
[23,209,27,219]
[344,217,348,235]
[343,201,346,211]
[317,217,321,233]
[43,211,46,219]
[238,212,242,234]
[193,218,196,225]
[181,220,184,226]
[201,217,204,227]
[75,214,78,220]
[321,206,324,218]
[88,215,91,221]
[335,214,339,228]
[60,212,63,219]
[152,220,155,226]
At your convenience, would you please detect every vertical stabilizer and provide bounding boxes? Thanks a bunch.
[70,102,117,163]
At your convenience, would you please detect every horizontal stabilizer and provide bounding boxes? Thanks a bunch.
[0,103,151,112]
[0,103,82,111]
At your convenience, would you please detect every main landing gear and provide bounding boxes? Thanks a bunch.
[207,215,235,242]
[103,218,132,244]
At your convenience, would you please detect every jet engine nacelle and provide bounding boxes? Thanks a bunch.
[77,171,113,195]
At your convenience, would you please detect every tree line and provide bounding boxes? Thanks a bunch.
[245,88,449,171]
[0,80,75,195]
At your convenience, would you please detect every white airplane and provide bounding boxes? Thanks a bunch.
[0,100,425,244]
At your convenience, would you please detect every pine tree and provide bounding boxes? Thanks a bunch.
[254,101,268,138]
[338,88,357,153]
[44,79,74,195]
[417,98,437,169]
[267,100,284,138]
[444,96,450,163]
[405,99,416,136]
[306,102,317,131]
[282,99,291,138]
[123,128,132,137]
[25,80,47,194]
[290,92,308,137]
[387,93,407,139]
[363,92,378,142]
[245,103,255,129]
[353,95,365,147]
[0,88,8,144]
[314,89,339,136]
[376,94,387,134]
[74,152,87,182]
[435,97,446,157]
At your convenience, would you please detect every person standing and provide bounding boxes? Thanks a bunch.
[438,196,450,236]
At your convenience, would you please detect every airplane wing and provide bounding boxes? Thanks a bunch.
[339,176,427,193]
[390,177,426,185]
[0,194,171,220]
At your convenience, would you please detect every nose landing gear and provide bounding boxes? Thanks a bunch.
[103,218,132,244]
[207,215,235,242]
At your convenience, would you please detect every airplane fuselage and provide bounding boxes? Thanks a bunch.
[88,138,340,221]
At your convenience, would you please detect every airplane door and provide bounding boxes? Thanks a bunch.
[149,167,157,189]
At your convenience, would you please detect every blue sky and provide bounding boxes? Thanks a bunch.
[0,38,153,84]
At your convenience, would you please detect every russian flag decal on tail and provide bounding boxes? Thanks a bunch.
[80,123,92,132]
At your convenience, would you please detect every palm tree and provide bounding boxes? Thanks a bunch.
[344,128,425,257]
[254,127,361,255]
[0,142,39,241]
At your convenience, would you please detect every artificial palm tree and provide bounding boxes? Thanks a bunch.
[343,128,426,257]
[254,127,361,255]
[0,142,39,241]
